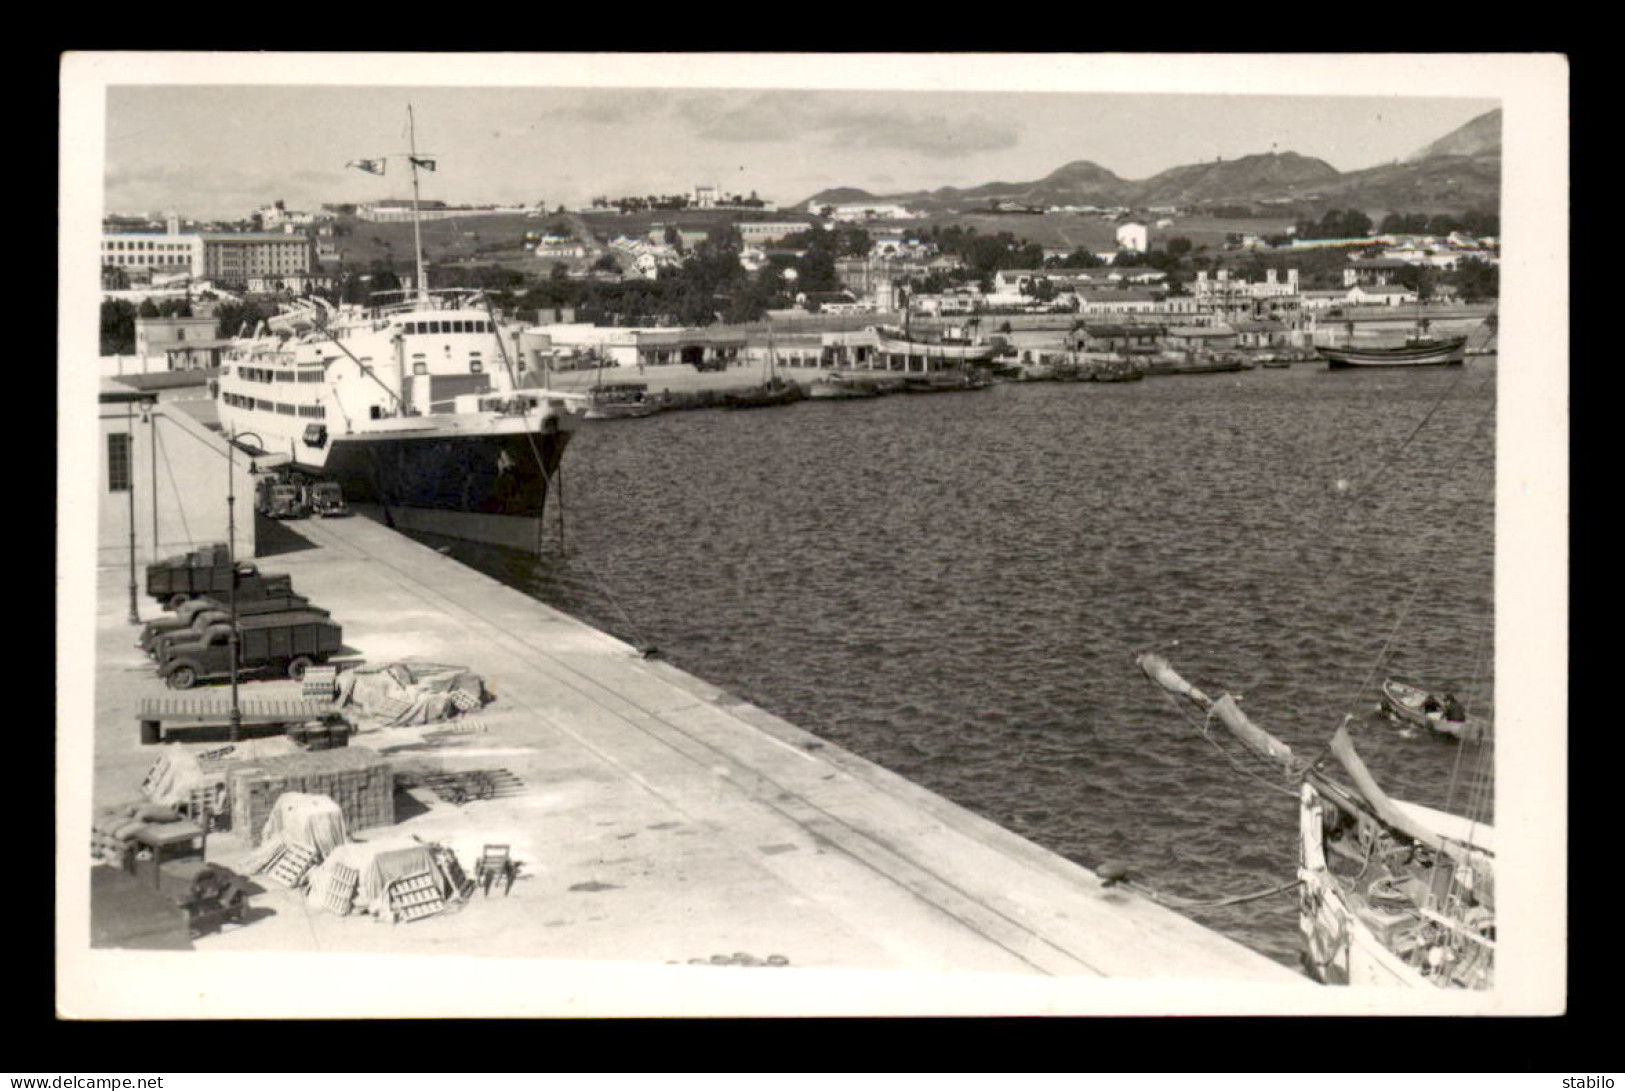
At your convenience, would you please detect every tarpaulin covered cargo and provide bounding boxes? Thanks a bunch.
[334,661,490,726]
[304,837,457,922]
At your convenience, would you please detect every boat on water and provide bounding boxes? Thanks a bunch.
[1318,336,1468,369]
[214,108,581,551]
[725,375,802,409]
[806,373,883,400]
[897,369,992,393]
[1378,679,1487,743]
[1138,654,1494,989]
[1148,352,1251,376]
[871,326,997,366]
[583,381,661,420]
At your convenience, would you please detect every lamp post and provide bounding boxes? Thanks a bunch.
[224,429,262,742]
[126,402,140,625]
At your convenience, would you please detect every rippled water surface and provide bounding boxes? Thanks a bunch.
[418,361,1497,970]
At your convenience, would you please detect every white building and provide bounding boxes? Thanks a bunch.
[102,232,205,279]
[98,383,256,569]
[825,202,915,222]
[1345,284,1419,306]
[737,222,812,245]
[1115,222,1149,252]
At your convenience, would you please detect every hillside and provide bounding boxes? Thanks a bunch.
[1408,108,1502,161]
[797,110,1502,216]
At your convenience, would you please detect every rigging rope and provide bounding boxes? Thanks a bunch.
[1340,391,1497,718]
[481,296,659,653]
[1121,876,1302,910]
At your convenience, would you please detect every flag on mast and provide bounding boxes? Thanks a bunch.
[411,157,437,172]
[347,158,386,175]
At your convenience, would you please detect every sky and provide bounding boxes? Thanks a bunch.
[96,57,1500,222]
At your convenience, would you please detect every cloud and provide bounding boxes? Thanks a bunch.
[676,92,1019,159]
[538,89,676,126]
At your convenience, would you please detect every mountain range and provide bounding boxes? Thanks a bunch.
[799,109,1501,216]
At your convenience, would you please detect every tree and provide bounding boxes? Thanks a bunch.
[1392,264,1437,302]
[1451,257,1499,303]
[100,300,137,355]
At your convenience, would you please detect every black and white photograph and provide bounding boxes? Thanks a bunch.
[56,52,1568,1019]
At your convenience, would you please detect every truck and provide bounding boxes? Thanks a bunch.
[145,546,265,609]
[255,474,311,520]
[142,595,326,657]
[307,480,349,518]
[156,611,344,690]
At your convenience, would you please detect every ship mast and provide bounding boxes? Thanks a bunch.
[408,104,429,303]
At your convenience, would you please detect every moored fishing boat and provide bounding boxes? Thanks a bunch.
[1137,653,1494,989]
[583,381,661,420]
[1318,337,1468,369]
[806,373,883,400]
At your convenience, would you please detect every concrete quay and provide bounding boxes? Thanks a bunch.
[73,510,1313,1016]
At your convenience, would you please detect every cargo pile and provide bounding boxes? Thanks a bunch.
[91,800,189,864]
[335,661,491,726]
[304,838,474,923]
[230,747,395,845]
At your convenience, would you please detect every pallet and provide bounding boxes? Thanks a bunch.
[387,872,444,922]
[310,862,359,916]
[259,843,320,889]
[406,768,525,805]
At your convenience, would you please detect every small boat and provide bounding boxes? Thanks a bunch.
[1378,679,1487,742]
[726,334,804,409]
[583,381,661,420]
[897,370,992,393]
[807,374,883,400]
[1319,337,1468,369]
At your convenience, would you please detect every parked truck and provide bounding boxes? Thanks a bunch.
[156,611,344,690]
[145,545,266,609]
[141,595,326,656]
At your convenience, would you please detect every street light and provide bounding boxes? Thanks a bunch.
[224,429,262,742]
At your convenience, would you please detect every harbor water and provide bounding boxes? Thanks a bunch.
[413,361,1497,971]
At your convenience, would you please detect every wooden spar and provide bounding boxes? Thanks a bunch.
[1326,725,1487,864]
[1136,652,1213,709]
[1210,694,1296,772]
[1136,652,1297,773]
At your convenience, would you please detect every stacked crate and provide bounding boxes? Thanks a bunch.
[229,747,394,847]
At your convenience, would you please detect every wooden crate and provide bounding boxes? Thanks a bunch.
[387,872,444,923]
[261,843,319,889]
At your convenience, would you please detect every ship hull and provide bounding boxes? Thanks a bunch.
[1319,338,1468,368]
[277,428,571,549]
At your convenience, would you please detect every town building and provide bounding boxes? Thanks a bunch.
[98,382,255,569]
[1344,284,1420,306]
[823,202,915,222]
[1342,258,1413,287]
[357,200,528,223]
[199,233,316,290]
[102,231,204,279]
[1115,222,1149,253]
[737,222,813,245]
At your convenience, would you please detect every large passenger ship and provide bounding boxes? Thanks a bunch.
[214,107,583,550]
[215,292,582,549]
